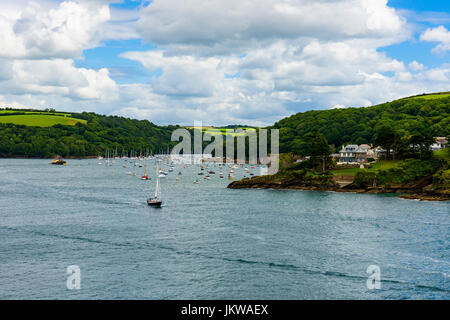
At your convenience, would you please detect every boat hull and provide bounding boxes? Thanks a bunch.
[147,199,162,207]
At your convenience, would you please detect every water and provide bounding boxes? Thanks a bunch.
[0,159,448,299]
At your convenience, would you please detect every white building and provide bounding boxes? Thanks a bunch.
[430,137,448,151]
[338,144,368,164]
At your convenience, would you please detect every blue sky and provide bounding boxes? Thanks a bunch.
[382,0,450,68]
[0,0,449,125]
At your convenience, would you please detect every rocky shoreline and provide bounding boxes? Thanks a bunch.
[227,177,450,201]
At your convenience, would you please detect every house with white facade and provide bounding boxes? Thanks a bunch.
[430,137,448,151]
[338,144,369,164]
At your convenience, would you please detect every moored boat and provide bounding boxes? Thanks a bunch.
[141,164,150,180]
[51,159,66,165]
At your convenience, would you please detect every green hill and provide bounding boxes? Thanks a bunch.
[0,109,177,157]
[1,92,449,158]
[0,114,87,127]
[406,92,450,100]
[274,93,450,153]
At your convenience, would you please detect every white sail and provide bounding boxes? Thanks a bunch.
[154,165,161,199]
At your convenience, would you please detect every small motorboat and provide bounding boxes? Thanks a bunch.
[51,159,66,165]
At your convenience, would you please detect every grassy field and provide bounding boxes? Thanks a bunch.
[433,148,450,160]
[185,126,256,137]
[409,92,450,100]
[0,110,72,116]
[331,160,402,176]
[0,114,86,127]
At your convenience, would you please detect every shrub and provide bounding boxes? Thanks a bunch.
[353,171,377,188]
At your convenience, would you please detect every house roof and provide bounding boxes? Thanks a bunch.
[340,144,365,153]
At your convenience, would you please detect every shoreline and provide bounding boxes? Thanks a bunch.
[0,156,99,159]
[227,179,450,201]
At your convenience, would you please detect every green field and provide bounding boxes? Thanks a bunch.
[331,160,402,176]
[0,110,72,116]
[434,148,450,160]
[185,126,256,137]
[0,114,86,127]
[409,92,450,100]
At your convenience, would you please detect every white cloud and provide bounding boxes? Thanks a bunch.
[0,1,120,108]
[420,25,450,53]
[0,1,112,59]
[0,0,449,126]
[121,0,429,124]
[408,60,425,72]
[137,0,407,56]
[0,59,118,101]
[121,51,223,97]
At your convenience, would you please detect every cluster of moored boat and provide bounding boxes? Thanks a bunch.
[196,163,257,181]
[97,154,264,208]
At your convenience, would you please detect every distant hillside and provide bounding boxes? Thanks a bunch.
[1,92,449,158]
[0,109,177,157]
[273,93,450,153]
[0,109,87,127]
[405,92,450,100]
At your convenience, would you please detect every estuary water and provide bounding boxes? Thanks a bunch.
[0,159,448,299]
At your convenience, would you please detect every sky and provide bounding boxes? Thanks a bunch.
[0,0,449,126]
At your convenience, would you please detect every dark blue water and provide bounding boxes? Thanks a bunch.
[0,159,448,299]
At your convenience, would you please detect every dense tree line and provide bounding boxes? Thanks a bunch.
[0,112,178,157]
[1,95,449,158]
[273,96,450,153]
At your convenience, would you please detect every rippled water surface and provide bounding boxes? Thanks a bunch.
[0,159,449,299]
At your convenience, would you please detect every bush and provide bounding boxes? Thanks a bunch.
[433,169,450,189]
[353,171,377,188]
[376,159,441,185]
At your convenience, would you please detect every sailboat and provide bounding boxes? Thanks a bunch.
[141,164,150,180]
[147,167,162,207]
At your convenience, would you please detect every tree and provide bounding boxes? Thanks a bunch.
[374,125,398,160]
[297,132,331,171]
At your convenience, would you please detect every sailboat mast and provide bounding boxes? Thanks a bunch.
[155,165,160,198]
